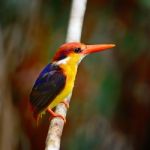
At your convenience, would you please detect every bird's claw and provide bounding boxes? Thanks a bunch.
[47,109,66,123]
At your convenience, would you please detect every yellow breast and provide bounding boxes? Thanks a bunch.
[48,54,81,109]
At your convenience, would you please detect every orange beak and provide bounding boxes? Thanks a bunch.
[82,44,115,55]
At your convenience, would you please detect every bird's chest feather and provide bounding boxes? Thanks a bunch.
[48,56,80,108]
[48,64,77,108]
[61,64,77,92]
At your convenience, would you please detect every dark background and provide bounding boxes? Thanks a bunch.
[0,0,150,150]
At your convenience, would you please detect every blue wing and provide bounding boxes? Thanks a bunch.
[30,63,66,118]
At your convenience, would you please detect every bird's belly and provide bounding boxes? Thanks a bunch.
[48,71,76,109]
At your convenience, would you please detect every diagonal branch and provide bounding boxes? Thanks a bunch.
[45,0,87,150]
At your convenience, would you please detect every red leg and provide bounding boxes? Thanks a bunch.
[47,109,66,123]
[61,101,69,109]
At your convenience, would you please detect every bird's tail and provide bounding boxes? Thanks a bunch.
[29,103,40,123]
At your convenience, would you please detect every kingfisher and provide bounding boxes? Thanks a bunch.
[30,42,115,122]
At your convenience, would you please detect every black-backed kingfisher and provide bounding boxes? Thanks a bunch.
[30,42,115,122]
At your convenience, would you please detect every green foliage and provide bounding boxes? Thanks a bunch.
[97,70,121,118]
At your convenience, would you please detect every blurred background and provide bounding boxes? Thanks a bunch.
[0,0,150,150]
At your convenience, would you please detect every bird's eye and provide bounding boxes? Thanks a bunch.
[74,48,82,53]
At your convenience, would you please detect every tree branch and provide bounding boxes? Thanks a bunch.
[45,0,87,150]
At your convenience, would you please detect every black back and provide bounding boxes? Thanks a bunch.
[30,63,66,118]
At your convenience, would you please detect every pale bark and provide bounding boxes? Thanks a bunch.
[45,0,87,150]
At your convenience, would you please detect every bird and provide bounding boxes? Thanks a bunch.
[30,42,115,122]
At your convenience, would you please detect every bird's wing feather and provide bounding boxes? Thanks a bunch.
[30,63,66,117]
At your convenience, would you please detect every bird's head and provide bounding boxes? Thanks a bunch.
[53,42,115,65]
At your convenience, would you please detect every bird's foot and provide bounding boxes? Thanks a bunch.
[60,101,69,109]
[47,109,66,123]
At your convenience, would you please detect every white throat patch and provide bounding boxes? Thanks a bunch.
[55,57,70,65]
[78,55,86,65]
